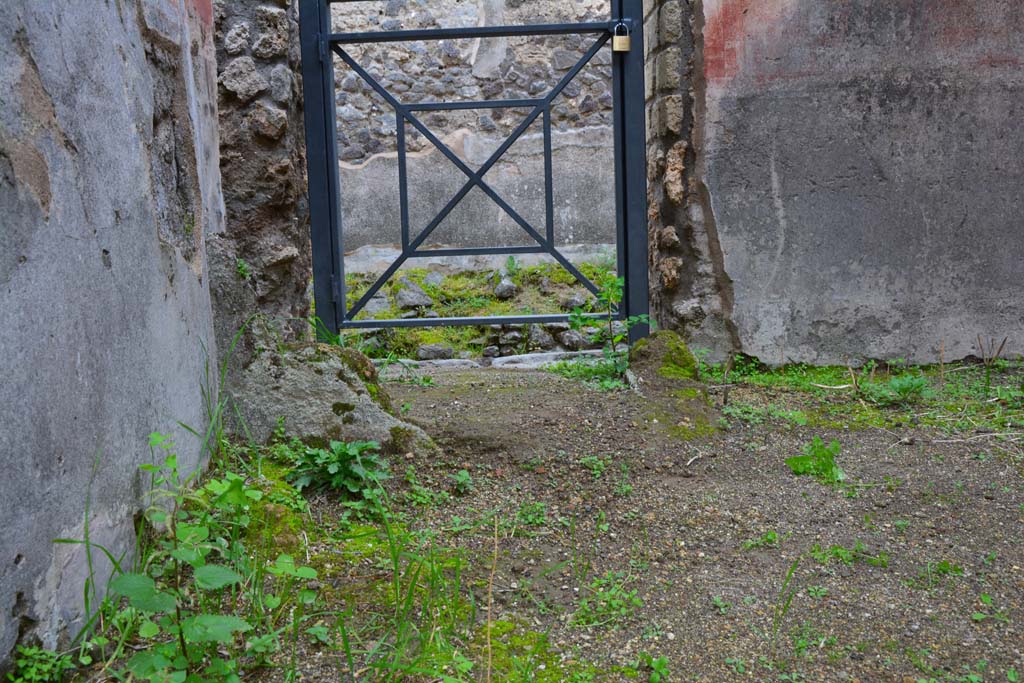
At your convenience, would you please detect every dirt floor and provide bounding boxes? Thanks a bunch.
[258,357,1024,683]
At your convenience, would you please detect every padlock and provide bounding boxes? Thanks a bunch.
[612,22,631,52]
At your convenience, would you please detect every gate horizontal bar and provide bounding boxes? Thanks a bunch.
[405,98,542,112]
[340,313,619,330]
[411,246,547,257]
[328,22,612,44]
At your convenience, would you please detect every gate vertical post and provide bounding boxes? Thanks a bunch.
[299,0,342,338]
[612,0,650,343]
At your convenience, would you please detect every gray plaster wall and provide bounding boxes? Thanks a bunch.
[0,0,223,663]
[649,0,1024,364]
[338,125,618,254]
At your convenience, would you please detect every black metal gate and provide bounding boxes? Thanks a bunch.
[299,0,648,341]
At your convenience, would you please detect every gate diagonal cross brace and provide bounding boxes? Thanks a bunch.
[332,33,610,320]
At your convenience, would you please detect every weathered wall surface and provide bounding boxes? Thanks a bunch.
[214,0,312,340]
[0,0,222,664]
[649,0,1024,364]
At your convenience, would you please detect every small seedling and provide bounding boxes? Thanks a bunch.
[6,646,75,683]
[574,571,642,628]
[726,657,747,674]
[712,595,732,615]
[235,258,252,280]
[807,586,828,598]
[517,501,547,527]
[449,469,473,495]
[580,455,611,478]
[907,560,964,590]
[635,652,671,683]
[614,465,634,497]
[742,530,780,550]
[971,593,1010,624]
[809,541,888,568]
[786,437,845,488]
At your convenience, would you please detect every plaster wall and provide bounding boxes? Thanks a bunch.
[0,0,223,663]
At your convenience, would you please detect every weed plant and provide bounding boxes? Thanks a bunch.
[785,438,845,487]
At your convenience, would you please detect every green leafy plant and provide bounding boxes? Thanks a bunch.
[6,646,74,683]
[574,571,642,628]
[449,468,473,495]
[809,541,888,568]
[579,455,611,478]
[860,374,931,406]
[403,466,451,508]
[235,258,252,280]
[89,434,323,683]
[725,656,747,674]
[547,355,627,391]
[282,439,389,499]
[712,595,732,615]
[551,274,651,391]
[614,462,634,497]
[785,437,845,487]
[971,593,1010,624]
[517,501,548,527]
[635,652,671,682]
[505,255,521,278]
[742,530,779,550]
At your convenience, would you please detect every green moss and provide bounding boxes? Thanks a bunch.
[673,387,702,401]
[388,425,417,453]
[248,498,304,555]
[331,401,355,415]
[339,524,387,562]
[666,411,717,440]
[364,380,391,414]
[474,620,601,682]
[658,333,698,381]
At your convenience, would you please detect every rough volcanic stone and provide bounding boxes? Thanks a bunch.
[558,329,588,351]
[220,56,267,101]
[269,64,292,103]
[417,343,454,360]
[230,344,437,455]
[363,293,390,316]
[527,324,556,350]
[494,278,517,300]
[396,277,433,309]
[553,49,578,70]
[224,23,251,55]
[499,329,523,346]
[252,7,289,59]
[249,102,288,139]
[561,292,589,311]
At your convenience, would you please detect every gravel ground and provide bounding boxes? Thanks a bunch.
[260,363,1024,683]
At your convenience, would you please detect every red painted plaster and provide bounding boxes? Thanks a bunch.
[188,0,213,26]
[704,0,790,83]
[704,0,1022,88]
